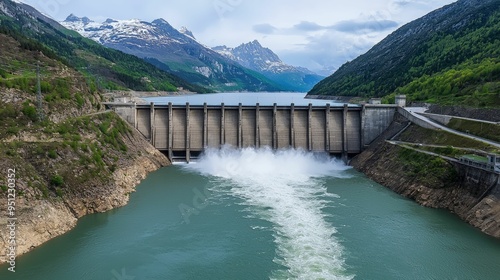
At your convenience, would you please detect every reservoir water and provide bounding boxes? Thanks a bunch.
[143,91,350,106]
[2,93,500,279]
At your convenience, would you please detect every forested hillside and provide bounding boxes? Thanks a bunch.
[0,0,208,93]
[309,0,500,107]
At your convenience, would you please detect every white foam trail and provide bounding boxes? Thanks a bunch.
[185,147,354,280]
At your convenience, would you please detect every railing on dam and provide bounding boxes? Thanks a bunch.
[108,102,397,162]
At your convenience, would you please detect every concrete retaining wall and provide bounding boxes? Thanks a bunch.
[397,107,438,130]
[420,113,453,125]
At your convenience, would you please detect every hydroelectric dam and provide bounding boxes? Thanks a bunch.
[107,102,398,162]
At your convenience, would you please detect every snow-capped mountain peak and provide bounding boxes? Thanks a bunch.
[151,18,169,25]
[104,18,117,24]
[213,40,324,91]
[212,45,237,61]
[61,15,193,45]
[60,15,322,92]
[65,13,92,24]
[60,14,286,92]
[180,26,196,41]
[214,40,292,74]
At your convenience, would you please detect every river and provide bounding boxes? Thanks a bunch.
[2,93,500,279]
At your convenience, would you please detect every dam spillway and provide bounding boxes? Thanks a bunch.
[109,102,397,162]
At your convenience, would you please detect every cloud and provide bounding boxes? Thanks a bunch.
[293,21,325,32]
[254,17,399,38]
[332,19,399,33]
[280,28,380,75]
[393,0,413,7]
[254,21,328,35]
[250,16,400,74]
[253,23,277,34]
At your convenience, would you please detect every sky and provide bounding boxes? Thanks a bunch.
[18,0,457,75]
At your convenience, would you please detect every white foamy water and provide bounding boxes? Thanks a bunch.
[185,147,354,280]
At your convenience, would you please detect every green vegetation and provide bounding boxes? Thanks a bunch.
[145,56,281,92]
[393,123,500,183]
[462,154,489,163]
[398,124,498,153]
[398,148,458,188]
[0,4,167,204]
[22,101,37,121]
[309,1,500,107]
[390,59,500,107]
[447,118,500,142]
[48,149,57,159]
[50,175,64,187]
[0,100,31,138]
[431,146,460,157]
[0,111,136,198]
[408,145,466,158]
[392,124,499,188]
[75,93,85,108]
[0,68,9,78]
[0,7,208,93]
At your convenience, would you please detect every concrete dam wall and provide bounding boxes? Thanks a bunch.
[110,103,397,162]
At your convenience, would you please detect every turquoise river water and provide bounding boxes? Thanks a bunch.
[2,93,500,279]
[2,148,500,279]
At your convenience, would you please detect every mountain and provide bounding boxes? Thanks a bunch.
[0,0,207,93]
[309,0,500,107]
[213,40,324,92]
[61,15,282,92]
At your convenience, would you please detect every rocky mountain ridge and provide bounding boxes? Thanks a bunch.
[214,40,295,74]
[214,40,324,92]
[61,15,282,92]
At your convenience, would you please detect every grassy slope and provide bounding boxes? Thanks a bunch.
[1,112,133,198]
[0,31,135,199]
[386,52,500,107]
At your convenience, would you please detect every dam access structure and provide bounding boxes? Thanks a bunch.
[107,102,398,162]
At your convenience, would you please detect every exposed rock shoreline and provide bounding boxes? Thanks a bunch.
[0,120,170,264]
[351,114,500,238]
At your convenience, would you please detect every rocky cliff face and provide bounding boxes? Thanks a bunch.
[351,114,500,238]
[0,117,170,263]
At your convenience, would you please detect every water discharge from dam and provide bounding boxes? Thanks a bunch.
[185,147,353,279]
[3,147,500,279]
